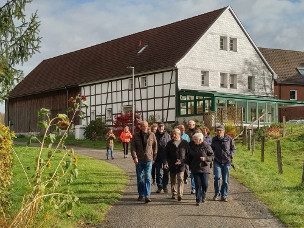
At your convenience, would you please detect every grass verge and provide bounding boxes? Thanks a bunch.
[9,145,128,227]
[231,124,304,227]
[14,135,124,150]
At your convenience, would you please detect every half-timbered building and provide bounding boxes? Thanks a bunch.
[7,6,302,136]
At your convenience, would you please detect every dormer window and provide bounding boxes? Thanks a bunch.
[297,67,304,76]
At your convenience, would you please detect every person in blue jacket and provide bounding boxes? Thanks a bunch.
[211,124,236,202]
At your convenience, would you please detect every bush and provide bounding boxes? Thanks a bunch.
[0,123,15,217]
[84,118,108,140]
[112,112,141,137]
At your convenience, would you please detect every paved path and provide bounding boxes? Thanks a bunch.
[73,146,285,228]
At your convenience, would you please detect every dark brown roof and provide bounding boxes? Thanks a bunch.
[9,7,227,98]
[259,47,304,85]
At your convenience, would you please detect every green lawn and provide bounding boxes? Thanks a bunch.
[9,145,128,227]
[14,135,124,150]
[231,123,304,227]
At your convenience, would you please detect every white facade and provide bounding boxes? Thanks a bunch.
[80,7,275,126]
[177,8,274,97]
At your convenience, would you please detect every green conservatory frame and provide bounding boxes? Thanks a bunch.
[177,90,304,124]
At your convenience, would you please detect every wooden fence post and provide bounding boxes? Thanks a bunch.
[248,129,252,151]
[261,136,265,162]
[282,116,286,137]
[252,136,255,156]
[302,162,304,183]
[243,126,247,146]
[277,140,283,174]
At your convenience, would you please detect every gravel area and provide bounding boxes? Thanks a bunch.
[73,146,285,228]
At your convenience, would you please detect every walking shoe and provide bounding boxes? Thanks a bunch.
[152,179,156,185]
[202,197,206,203]
[107,157,109,160]
[191,189,195,194]
[178,196,182,201]
[184,179,188,184]
[163,187,168,193]
[221,196,228,202]
[196,202,200,206]
[137,196,144,201]
[145,197,151,203]
[171,195,177,199]
[213,193,221,201]
[156,188,162,193]
[111,157,114,160]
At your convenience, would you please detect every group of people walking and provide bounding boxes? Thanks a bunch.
[129,120,236,206]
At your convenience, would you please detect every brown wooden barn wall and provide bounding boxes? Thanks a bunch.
[7,87,80,133]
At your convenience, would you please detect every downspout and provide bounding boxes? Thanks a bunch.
[5,98,9,127]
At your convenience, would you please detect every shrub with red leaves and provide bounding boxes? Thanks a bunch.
[112,112,141,137]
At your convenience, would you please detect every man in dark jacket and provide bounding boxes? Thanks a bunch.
[164,128,190,201]
[155,122,171,193]
[131,120,157,203]
[211,124,236,202]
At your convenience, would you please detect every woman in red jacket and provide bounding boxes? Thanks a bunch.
[120,126,133,158]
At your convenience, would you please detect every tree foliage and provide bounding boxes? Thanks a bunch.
[0,123,16,218]
[0,0,41,100]
[112,112,141,137]
[84,117,108,140]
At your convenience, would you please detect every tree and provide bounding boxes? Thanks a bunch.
[112,112,141,137]
[0,0,41,100]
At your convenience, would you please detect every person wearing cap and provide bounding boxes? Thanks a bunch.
[155,122,171,193]
[211,124,236,202]
[131,120,157,203]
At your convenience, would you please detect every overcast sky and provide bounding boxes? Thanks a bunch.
[2,0,304,112]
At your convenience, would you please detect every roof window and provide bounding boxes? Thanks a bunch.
[137,44,148,54]
[297,67,304,76]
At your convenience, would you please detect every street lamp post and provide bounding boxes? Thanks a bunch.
[128,66,135,134]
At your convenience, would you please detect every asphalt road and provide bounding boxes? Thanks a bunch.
[73,146,285,228]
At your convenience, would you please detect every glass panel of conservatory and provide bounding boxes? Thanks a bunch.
[197,100,203,114]
[237,101,246,122]
[205,99,211,113]
[188,102,194,115]
[248,102,257,122]
[258,103,266,122]
[267,103,275,123]
[180,103,186,115]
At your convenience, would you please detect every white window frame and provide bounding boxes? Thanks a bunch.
[290,90,297,100]
[141,77,147,88]
[123,105,132,114]
[106,108,112,120]
[229,38,237,52]
[230,74,237,89]
[201,71,209,86]
[220,36,227,50]
[220,73,228,88]
[128,79,133,90]
[248,76,255,91]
